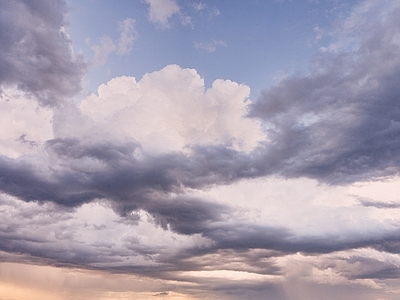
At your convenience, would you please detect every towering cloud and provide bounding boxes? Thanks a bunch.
[79,65,263,153]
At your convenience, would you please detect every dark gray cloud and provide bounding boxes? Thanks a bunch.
[0,138,261,208]
[249,2,400,184]
[146,197,231,235]
[0,0,86,106]
[1,135,400,263]
[344,255,400,280]
[153,291,169,297]
[359,198,400,209]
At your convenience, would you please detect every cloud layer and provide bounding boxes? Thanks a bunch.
[1,0,400,299]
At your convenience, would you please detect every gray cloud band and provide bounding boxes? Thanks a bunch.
[1,137,400,252]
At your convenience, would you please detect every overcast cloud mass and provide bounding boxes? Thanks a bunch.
[1,0,400,299]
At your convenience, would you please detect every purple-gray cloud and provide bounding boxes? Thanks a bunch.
[0,0,86,106]
[249,1,400,184]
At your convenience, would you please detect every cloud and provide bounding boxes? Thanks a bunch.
[249,0,400,184]
[1,39,400,266]
[3,1,400,299]
[4,57,400,271]
[0,87,53,157]
[0,0,86,106]
[192,2,220,18]
[144,0,222,29]
[90,36,117,65]
[79,64,263,154]
[358,197,400,209]
[145,0,180,28]
[0,192,217,275]
[193,2,207,11]
[0,66,265,254]
[153,291,169,297]
[89,18,137,65]
[194,40,226,52]
[2,135,400,265]
[117,18,137,55]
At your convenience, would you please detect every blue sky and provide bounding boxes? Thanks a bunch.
[1,1,400,300]
[66,0,348,97]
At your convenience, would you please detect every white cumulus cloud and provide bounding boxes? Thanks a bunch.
[78,65,264,154]
[145,0,180,28]
[0,87,53,158]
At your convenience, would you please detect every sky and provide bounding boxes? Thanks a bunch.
[1,0,400,299]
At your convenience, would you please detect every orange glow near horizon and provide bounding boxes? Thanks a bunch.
[0,262,195,300]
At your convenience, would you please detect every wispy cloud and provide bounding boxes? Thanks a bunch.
[192,2,220,18]
[193,2,207,11]
[90,36,117,65]
[89,18,137,65]
[117,18,137,55]
[194,40,226,52]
